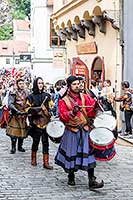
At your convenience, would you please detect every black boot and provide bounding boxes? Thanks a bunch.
[88,168,104,189]
[18,138,25,152]
[68,172,75,186]
[10,138,16,154]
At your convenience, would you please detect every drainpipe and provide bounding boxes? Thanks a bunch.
[118,0,125,134]
[119,0,124,81]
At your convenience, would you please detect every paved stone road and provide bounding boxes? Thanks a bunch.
[0,128,133,200]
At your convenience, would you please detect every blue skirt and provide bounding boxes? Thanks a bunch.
[55,128,96,173]
[0,108,3,120]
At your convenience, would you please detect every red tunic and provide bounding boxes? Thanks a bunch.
[58,91,96,123]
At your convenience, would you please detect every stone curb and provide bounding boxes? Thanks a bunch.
[118,135,133,145]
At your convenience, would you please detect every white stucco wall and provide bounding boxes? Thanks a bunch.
[32,61,65,84]
[31,0,65,83]
[31,0,53,58]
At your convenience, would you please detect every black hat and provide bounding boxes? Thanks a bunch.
[77,76,85,81]
[121,81,130,88]
[66,76,78,87]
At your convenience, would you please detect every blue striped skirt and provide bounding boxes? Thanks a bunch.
[55,128,96,173]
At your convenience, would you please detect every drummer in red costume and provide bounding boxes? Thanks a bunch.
[55,76,104,189]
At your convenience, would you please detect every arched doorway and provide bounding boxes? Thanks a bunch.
[91,56,105,83]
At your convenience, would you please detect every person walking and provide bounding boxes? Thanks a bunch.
[6,78,29,154]
[114,81,133,136]
[55,75,104,189]
[26,77,54,169]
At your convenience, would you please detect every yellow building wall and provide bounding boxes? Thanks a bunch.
[53,0,119,26]
[52,0,121,88]
[52,0,122,128]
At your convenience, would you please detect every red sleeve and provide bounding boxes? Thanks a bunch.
[58,99,75,123]
[84,94,97,117]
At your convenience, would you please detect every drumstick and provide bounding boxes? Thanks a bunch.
[79,106,94,108]
[42,96,48,105]
[79,104,104,111]
[97,102,104,112]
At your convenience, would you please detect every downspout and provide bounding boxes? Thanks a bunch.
[119,0,124,81]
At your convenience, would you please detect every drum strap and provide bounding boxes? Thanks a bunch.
[63,94,87,146]
[63,94,94,129]
[63,94,88,131]
[70,93,94,129]
[63,93,85,110]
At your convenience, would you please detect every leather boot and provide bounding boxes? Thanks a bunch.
[10,138,16,154]
[88,168,104,189]
[18,138,25,152]
[68,172,75,186]
[43,154,53,170]
[89,176,104,189]
[31,151,37,166]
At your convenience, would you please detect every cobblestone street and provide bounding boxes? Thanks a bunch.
[0,128,133,200]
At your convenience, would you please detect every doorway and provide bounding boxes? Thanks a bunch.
[91,56,105,83]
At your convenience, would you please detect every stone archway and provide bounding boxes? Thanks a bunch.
[91,56,105,83]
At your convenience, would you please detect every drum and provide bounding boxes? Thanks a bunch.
[46,119,65,143]
[94,112,116,131]
[89,127,116,161]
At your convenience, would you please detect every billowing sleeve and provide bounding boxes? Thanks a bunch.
[58,99,74,123]
[84,94,97,117]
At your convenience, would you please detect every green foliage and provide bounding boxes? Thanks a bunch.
[11,10,26,20]
[10,0,31,19]
[0,0,31,40]
[0,24,13,40]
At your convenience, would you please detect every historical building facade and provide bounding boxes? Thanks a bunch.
[51,0,121,91]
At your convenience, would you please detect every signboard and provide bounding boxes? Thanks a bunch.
[73,65,87,75]
[20,55,31,62]
[76,42,97,55]
[71,57,89,88]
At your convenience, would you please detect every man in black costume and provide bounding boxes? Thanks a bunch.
[26,77,54,169]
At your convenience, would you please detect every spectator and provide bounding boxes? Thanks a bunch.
[114,81,133,136]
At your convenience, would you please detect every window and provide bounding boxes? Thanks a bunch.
[6,58,10,64]
[15,59,20,64]
[50,19,65,47]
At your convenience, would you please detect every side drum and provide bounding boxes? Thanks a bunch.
[94,112,116,131]
[89,127,116,161]
[46,119,65,143]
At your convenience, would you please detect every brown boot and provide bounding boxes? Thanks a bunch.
[89,176,104,189]
[88,168,104,189]
[43,154,53,170]
[31,151,37,166]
